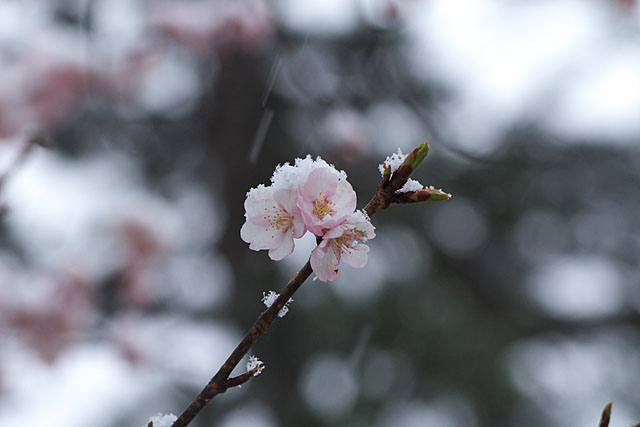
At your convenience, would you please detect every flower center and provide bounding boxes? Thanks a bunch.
[264,206,290,233]
[333,236,353,254]
[312,196,335,220]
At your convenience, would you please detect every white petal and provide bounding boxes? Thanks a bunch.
[310,243,341,282]
[324,222,348,239]
[291,213,306,238]
[273,188,298,213]
[241,219,285,250]
[244,186,276,215]
[268,230,295,261]
[347,211,376,240]
[332,180,357,216]
[274,188,306,238]
[300,168,338,201]
[342,244,369,269]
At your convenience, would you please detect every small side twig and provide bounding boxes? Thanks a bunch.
[172,141,436,427]
[223,368,261,389]
[171,261,313,427]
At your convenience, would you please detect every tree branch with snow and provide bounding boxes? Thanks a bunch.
[165,140,450,427]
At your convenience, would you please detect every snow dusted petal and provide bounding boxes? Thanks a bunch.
[271,155,348,190]
[348,210,376,240]
[311,240,341,282]
[298,167,356,236]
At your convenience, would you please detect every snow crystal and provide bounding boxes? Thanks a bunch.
[245,183,266,198]
[247,355,265,376]
[359,208,371,223]
[270,155,347,190]
[378,148,407,175]
[262,290,293,318]
[144,413,177,427]
[262,290,278,307]
[396,178,423,193]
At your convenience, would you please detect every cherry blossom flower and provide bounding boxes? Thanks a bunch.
[297,167,357,236]
[240,185,305,260]
[310,211,375,282]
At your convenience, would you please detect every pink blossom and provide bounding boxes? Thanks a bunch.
[240,185,305,260]
[310,211,375,282]
[297,168,357,236]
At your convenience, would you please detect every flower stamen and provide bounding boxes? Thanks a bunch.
[312,197,335,219]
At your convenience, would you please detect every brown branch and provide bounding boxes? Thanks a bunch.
[172,144,434,427]
[171,260,313,427]
[223,368,262,389]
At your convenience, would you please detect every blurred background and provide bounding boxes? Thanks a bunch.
[1,0,639,426]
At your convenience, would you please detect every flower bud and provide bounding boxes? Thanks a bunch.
[392,188,451,203]
[389,140,430,190]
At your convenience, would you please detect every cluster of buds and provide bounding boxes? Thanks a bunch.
[378,142,451,205]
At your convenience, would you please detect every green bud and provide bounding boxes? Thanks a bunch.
[389,141,430,191]
[599,402,612,427]
[401,140,430,173]
[392,188,451,204]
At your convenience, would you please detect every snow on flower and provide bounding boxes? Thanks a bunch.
[378,148,407,175]
[241,155,374,279]
[297,167,357,236]
[262,290,293,317]
[247,355,264,376]
[240,185,305,260]
[310,210,375,282]
[270,155,347,190]
[144,413,177,427]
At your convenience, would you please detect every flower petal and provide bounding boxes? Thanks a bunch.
[310,243,341,282]
[268,229,295,260]
[274,188,306,238]
[241,218,285,250]
[300,168,338,201]
[273,188,298,214]
[342,244,369,269]
[332,180,357,217]
[244,186,276,216]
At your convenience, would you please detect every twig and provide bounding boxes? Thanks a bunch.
[171,261,313,427]
[172,141,438,427]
